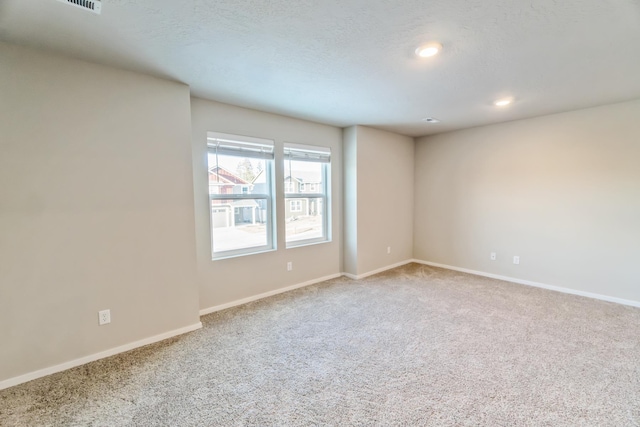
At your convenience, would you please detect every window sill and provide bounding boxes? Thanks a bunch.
[286,238,331,250]
[212,247,276,261]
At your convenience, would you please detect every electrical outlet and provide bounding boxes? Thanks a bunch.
[490,252,496,260]
[513,256,520,265]
[98,309,111,326]
[287,262,293,271]
[387,246,391,254]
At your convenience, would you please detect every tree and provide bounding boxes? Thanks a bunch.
[235,158,255,182]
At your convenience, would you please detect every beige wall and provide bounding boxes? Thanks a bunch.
[414,100,640,302]
[191,98,343,310]
[343,126,414,276]
[0,42,201,383]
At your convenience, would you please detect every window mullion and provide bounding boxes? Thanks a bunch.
[211,194,269,200]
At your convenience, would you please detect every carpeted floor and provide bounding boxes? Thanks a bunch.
[1,263,640,426]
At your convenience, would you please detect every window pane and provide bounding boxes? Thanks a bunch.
[284,153,329,246]
[285,197,324,242]
[211,198,268,253]
[208,147,272,257]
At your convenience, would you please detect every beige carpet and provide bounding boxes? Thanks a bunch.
[1,263,640,426]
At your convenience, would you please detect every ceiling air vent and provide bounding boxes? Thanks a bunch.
[57,0,102,14]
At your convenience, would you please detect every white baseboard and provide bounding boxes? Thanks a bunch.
[413,259,640,308]
[199,273,343,316]
[343,259,414,280]
[0,322,203,391]
[201,262,416,316]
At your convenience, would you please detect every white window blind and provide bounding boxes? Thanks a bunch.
[207,132,274,160]
[284,143,331,163]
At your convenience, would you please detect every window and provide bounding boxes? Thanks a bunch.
[284,143,331,247]
[207,132,275,258]
[284,181,295,193]
[289,200,302,212]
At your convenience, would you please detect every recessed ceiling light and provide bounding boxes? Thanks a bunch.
[421,117,441,123]
[415,42,442,58]
[494,97,514,107]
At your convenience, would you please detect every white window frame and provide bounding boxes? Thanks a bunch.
[284,143,331,248]
[207,132,276,259]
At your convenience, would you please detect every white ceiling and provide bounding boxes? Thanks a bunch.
[1,0,640,136]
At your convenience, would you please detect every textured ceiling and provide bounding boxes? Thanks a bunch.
[1,0,640,136]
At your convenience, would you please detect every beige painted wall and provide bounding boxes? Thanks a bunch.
[414,99,640,302]
[191,98,343,310]
[0,43,201,382]
[343,126,414,276]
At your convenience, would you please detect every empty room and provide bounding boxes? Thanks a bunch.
[1,0,639,425]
